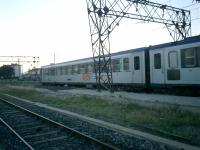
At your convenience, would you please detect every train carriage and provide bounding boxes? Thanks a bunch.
[149,36,200,89]
[41,35,200,94]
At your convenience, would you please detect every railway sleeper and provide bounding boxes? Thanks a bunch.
[0,110,20,114]
[32,136,99,150]
[1,117,39,126]
[12,122,42,129]
[23,130,59,139]
[4,113,29,119]
[15,124,47,131]
[16,125,52,135]
[25,130,65,144]
[32,135,68,145]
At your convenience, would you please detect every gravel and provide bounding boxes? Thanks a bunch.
[1,95,180,150]
[0,120,30,150]
[0,101,109,150]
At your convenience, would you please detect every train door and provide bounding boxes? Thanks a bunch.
[132,53,144,84]
[165,49,181,83]
[165,45,200,85]
[150,49,165,85]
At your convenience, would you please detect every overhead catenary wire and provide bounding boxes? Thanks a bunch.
[163,0,173,4]
[191,17,200,21]
[182,3,197,8]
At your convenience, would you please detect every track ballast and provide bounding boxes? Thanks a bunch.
[0,97,116,150]
[0,94,183,150]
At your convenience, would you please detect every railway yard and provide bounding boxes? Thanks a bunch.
[0,83,200,150]
[1,0,200,149]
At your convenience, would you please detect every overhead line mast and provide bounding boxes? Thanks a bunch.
[86,0,191,91]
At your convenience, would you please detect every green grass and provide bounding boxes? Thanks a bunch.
[1,85,200,145]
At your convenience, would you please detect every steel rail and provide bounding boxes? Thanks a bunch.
[0,97,118,150]
[0,117,34,150]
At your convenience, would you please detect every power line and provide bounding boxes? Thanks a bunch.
[189,6,200,10]
[191,17,200,21]
[182,3,197,8]
[163,0,173,4]
[86,0,191,91]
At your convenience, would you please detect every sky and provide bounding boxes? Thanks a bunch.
[0,0,200,72]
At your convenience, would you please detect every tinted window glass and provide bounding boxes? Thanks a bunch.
[69,66,72,75]
[181,48,196,68]
[134,56,140,70]
[112,59,121,72]
[58,67,61,75]
[64,66,68,75]
[87,63,93,73]
[55,68,57,75]
[50,68,55,76]
[168,51,178,68]
[80,64,86,73]
[197,47,200,67]
[154,53,161,69]
[123,58,129,71]
[74,65,79,74]
[59,67,63,75]
[42,69,49,75]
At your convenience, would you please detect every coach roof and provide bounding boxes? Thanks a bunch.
[42,35,200,68]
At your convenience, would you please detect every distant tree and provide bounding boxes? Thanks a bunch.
[194,0,200,2]
[0,65,14,79]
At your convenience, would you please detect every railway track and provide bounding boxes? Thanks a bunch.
[1,94,196,150]
[0,97,116,150]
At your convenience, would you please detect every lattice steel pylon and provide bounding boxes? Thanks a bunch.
[86,0,191,91]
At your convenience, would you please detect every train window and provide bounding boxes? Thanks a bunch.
[197,47,200,67]
[59,67,62,75]
[123,58,129,71]
[154,53,161,69]
[50,68,55,76]
[134,56,140,70]
[112,58,121,72]
[181,48,196,68]
[61,67,65,75]
[75,65,79,74]
[77,65,81,74]
[64,66,68,75]
[49,68,52,76]
[88,63,94,73]
[80,64,85,74]
[56,67,60,75]
[44,69,49,75]
[168,51,178,68]
[85,64,88,73]
[46,69,49,75]
[69,66,73,75]
[45,69,50,75]
[72,65,78,74]
[99,60,107,73]
[54,68,57,75]
[71,65,74,74]
[55,68,58,75]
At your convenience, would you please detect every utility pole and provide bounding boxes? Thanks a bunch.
[86,0,191,91]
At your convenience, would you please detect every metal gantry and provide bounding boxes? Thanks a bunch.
[86,0,191,91]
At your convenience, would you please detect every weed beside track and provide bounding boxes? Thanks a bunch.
[0,85,200,146]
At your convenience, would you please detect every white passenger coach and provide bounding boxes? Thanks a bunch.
[41,35,200,93]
